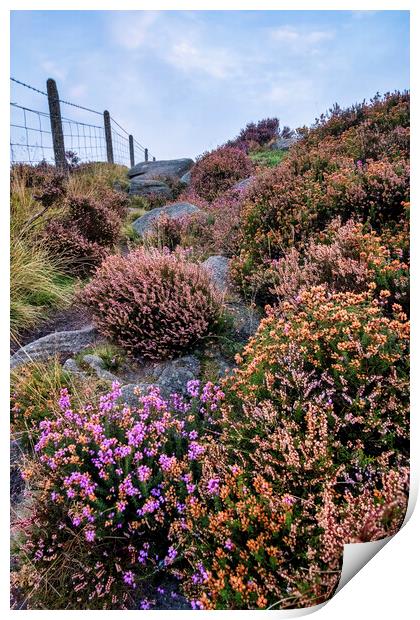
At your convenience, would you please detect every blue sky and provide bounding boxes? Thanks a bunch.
[10,10,409,162]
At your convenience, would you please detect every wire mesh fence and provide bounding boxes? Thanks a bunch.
[10,77,154,168]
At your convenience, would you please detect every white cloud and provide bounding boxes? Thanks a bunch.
[270,26,334,50]
[111,11,159,50]
[169,40,240,79]
[41,60,67,81]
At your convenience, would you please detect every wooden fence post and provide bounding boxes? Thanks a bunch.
[129,135,135,167]
[153,156,156,162]
[144,148,148,162]
[46,78,67,169]
[103,110,114,164]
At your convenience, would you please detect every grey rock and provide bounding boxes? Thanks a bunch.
[132,201,201,237]
[119,355,201,405]
[232,176,254,191]
[201,255,230,293]
[82,354,119,382]
[128,158,194,180]
[11,326,98,369]
[180,170,192,185]
[10,439,25,507]
[129,178,172,198]
[155,355,201,398]
[271,136,298,151]
[119,383,156,408]
[63,358,88,378]
[226,301,261,341]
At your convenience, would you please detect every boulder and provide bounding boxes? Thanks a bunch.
[118,355,201,406]
[82,354,119,382]
[271,136,298,151]
[119,383,156,408]
[10,326,99,369]
[129,178,172,198]
[132,201,201,237]
[232,176,254,191]
[154,355,201,398]
[128,158,194,180]
[201,256,230,293]
[180,170,192,185]
[226,301,261,341]
[63,358,88,379]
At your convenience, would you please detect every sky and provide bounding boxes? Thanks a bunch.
[10,10,410,162]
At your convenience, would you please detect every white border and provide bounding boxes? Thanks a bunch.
[1,2,417,618]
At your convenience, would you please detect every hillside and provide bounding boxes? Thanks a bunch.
[10,92,409,610]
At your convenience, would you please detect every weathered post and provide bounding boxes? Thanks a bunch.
[129,135,135,167]
[153,156,156,162]
[103,110,114,164]
[46,78,67,169]
[144,148,148,162]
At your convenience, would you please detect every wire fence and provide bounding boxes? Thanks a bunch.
[10,77,155,168]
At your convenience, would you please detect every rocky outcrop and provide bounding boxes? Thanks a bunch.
[201,255,230,293]
[232,176,254,191]
[128,158,194,180]
[129,178,172,198]
[132,201,201,237]
[271,136,298,150]
[10,326,99,369]
[180,170,192,185]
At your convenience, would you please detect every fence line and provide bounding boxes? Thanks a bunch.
[10,77,156,168]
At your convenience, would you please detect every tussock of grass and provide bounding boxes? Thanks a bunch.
[10,239,75,341]
[66,162,129,196]
[249,148,286,168]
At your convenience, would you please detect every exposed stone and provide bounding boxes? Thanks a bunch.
[128,158,194,180]
[118,355,201,405]
[119,383,156,408]
[10,326,99,369]
[154,355,201,398]
[271,136,298,151]
[180,170,192,185]
[129,178,172,198]
[201,255,230,293]
[232,176,254,191]
[82,354,119,382]
[10,439,25,508]
[63,358,88,378]
[132,202,201,237]
[226,301,261,341]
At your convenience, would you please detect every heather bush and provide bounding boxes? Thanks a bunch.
[12,382,224,609]
[236,118,280,147]
[190,146,253,202]
[67,194,122,246]
[265,218,409,312]
[44,222,109,276]
[232,151,409,301]
[79,248,222,359]
[175,287,409,609]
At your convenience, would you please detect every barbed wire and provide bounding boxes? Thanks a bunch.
[10,77,155,165]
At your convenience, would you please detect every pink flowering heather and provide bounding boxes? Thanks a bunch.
[16,379,225,609]
[79,247,222,360]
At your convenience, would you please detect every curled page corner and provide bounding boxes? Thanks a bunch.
[335,479,418,596]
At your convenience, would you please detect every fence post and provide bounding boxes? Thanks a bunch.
[103,110,114,164]
[144,148,148,162]
[153,156,156,162]
[46,78,67,169]
[129,135,135,167]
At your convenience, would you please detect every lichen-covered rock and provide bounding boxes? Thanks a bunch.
[201,256,230,293]
[62,358,88,378]
[180,170,192,185]
[10,326,99,369]
[82,354,119,382]
[128,158,194,180]
[129,178,172,198]
[232,176,254,191]
[132,202,201,237]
